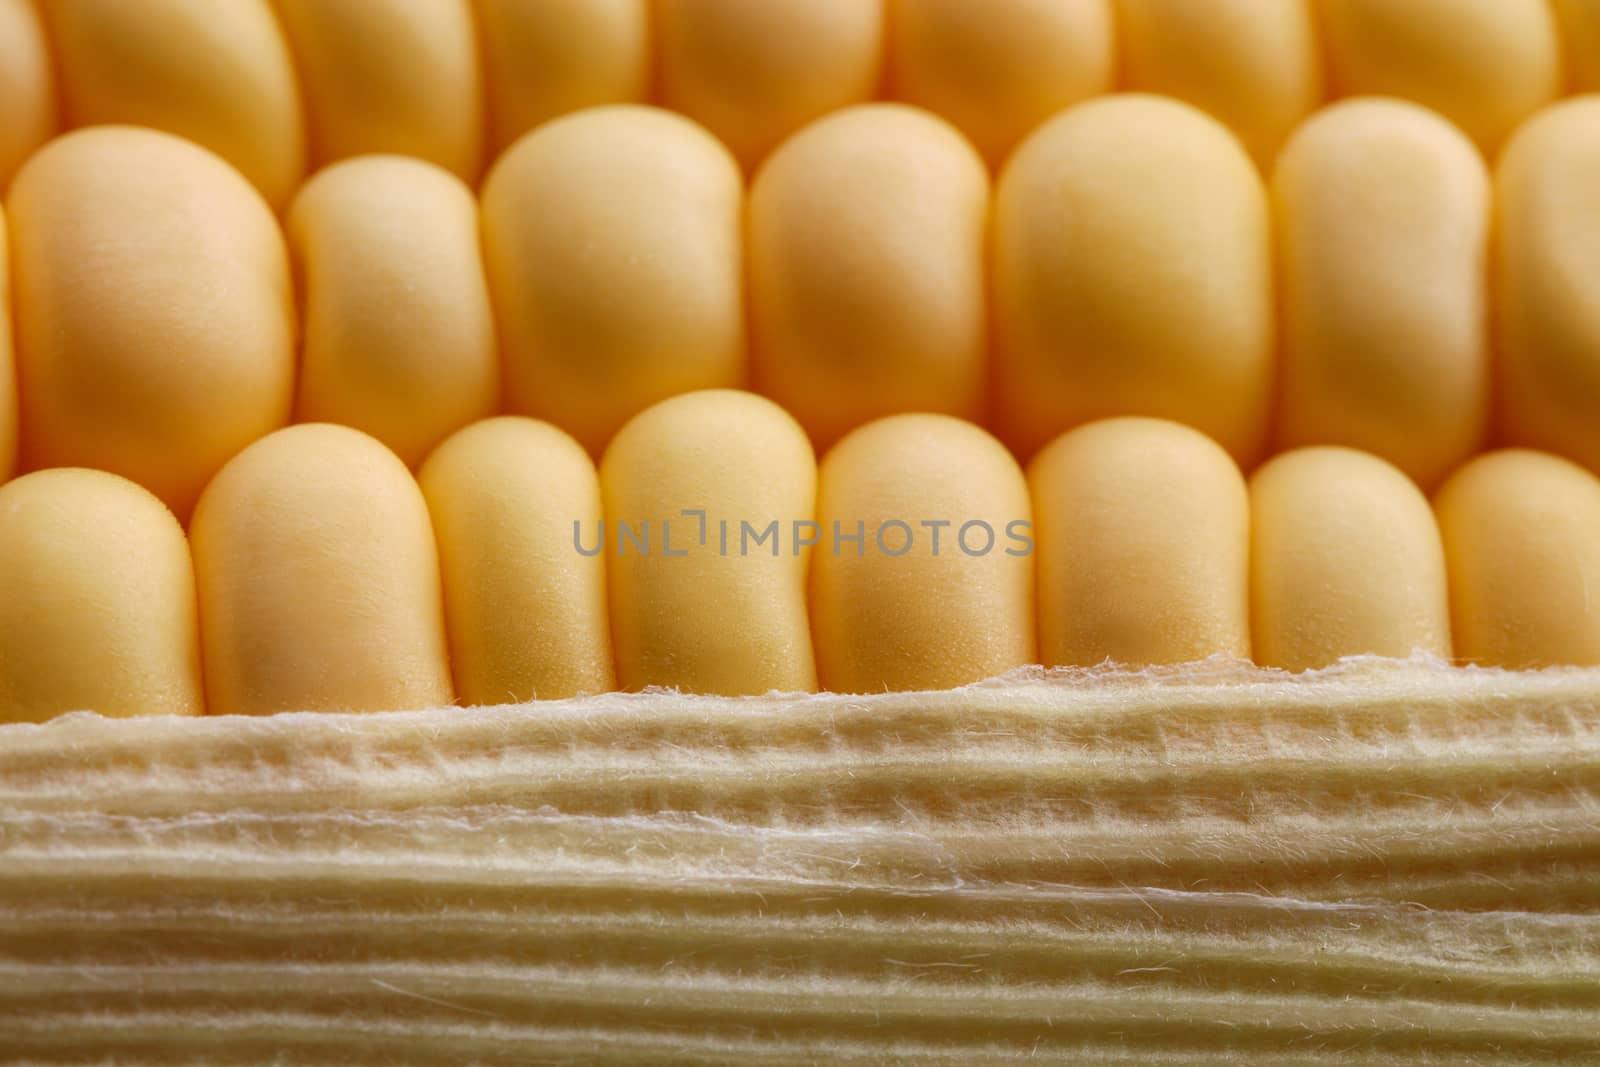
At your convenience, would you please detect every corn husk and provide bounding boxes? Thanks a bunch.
[2,658,1598,1065]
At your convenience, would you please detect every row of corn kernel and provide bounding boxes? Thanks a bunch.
[1,0,1595,205]
[3,394,1598,724]
[4,91,1600,514]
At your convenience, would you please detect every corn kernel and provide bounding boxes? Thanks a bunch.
[0,0,55,193]
[886,0,1113,168]
[1435,450,1600,670]
[1495,97,1600,475]
[288,155,498,469]
[42,0,303,209]
[749,104,988,451]
[0,203,13,483]
[7,127,294,520]
[1031,417,1250,668]
[994,95,1274,464]
[190,424,455,715]
[473,0,650,153]
[1115,0,1323,171]
[481,106,745,456]
[1272,98,1490,489]
[655,0,884,171]
[1316,0,1560,154]
[601,390,816,696]
[1250,447,1452,671]
[419,417,615,704]
[1554,0,1600,90]
[812,414,1034,693]
[270,0,484,181]
[0,469,202,723]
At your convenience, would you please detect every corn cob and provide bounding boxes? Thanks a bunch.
[0,2,1599,1062]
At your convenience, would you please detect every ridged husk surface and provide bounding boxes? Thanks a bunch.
[1,658,1597,1065]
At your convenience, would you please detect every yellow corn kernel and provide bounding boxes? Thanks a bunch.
[1250,447,1452,672]
[811,414,1034,693]
[7,127,294,520]
[1272,98,1490,489]
[474,0,650,153]
[655,0,884,171]
[1554,0,1600,90]
[482,106,744,456]
[0,469,202,723]
[1316,0,1560,155]
[42,0,303,210]
[994,95,1274,464]
[1496,97,1600,475]
[1031,417,1250,668]
[885,0,1113,168]
[0,204,13,482]
[1114,0,1322,171]
[0,0,55,193]
[270,0,483,181]
[191,424,454,716]
[1435,450,1600,670]
[288,156,498,469]
[749,104,987,451]
[419,417,615,704]
[600,390,816,696]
